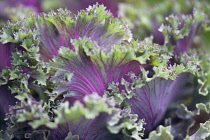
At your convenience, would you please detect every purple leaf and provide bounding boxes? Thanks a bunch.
[53,44,141,99]
[0,44,12,71]
[49,113,121,140]
[126,78,173,133]
[126,73,194,134]
[0,85,16,130]
[38,5,128,60]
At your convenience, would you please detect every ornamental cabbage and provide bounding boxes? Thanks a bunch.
[0,1,210,140]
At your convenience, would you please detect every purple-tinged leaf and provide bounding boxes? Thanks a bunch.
[0,85,16,130]
[126,78,173,133]
[0,44,12,71]
[51,39,141,99]
[126,73,195,134]
[49,113,121,140]
[37,4,130,60]
[159,9,209,55]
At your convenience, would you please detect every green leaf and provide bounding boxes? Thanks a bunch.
[146,126,174,140]
[64,132,79,140]
[187,121,210,140]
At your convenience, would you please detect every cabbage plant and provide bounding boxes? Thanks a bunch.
[0,2,210,140]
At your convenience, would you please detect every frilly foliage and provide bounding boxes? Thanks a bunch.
[0,2,210,140]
